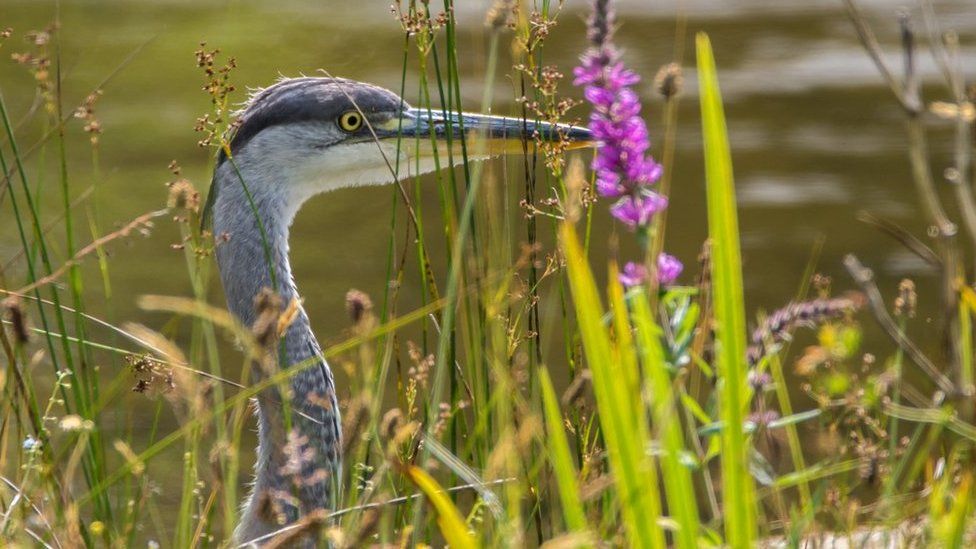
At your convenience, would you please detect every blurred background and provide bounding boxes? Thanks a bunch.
[1,0,974,520]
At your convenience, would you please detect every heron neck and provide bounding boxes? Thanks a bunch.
[211,177,298,327]
[211,165,341,540]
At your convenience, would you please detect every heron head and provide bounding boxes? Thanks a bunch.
[205,77,593,224]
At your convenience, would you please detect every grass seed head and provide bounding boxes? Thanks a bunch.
[344,288,374,328]
[73,90,104,145]
[2,296,29,344]
[11,25,57,114]
[252,288,283,349]
[167,178,200,213]
[893,279,917,318]
[59,414,94,432]
[380,408,404,443]
[341,395,370,458]
[126,354,175,397]
[654,62,683,99]
[485,0,516,31]
[406,340,433,388]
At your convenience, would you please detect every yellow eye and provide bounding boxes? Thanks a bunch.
[338,111,363,132]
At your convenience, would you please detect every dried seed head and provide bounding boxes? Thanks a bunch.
[73,89,103,145]
[406,340,433,387]
[209,441,232,483]
[13,26,57,115]
[893,279,916,319]
[485,0,515,31]
[193,43,238,150]
[2,296,29,344]
[654,62,683,99]
[27,29,51,46]
[167,178,200,213]
[59,414,93,432]
[0,28,12,51]
[380,408,405,443]
[252,288,283,348]
[126,354,175,396]
[344,289,373,326]
[341,396,369,458]
[391,420,419,448]
[812,273,832,296]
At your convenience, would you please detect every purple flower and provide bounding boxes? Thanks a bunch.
[748,370,773,390]
[584,86,616,108]
[578,0,682,288]
[618,262,647,288]
[595,173,625,198]
[606,62,640,89]
[577,0,667,232]
[657,253,683,285]
[748,410,781,428]
[609,192,667,228]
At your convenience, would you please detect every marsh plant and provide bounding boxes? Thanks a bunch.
[1,0,976,547]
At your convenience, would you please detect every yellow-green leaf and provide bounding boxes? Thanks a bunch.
[404,466,478,549]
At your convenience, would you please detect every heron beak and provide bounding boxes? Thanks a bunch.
[378,107,595,154]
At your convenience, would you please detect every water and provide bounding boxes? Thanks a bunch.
[1,0,974,531]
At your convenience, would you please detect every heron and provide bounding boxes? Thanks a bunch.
[206,76,592,544]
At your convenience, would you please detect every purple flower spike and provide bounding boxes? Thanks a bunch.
[619,262,647,288]
[609,192,667,229]
[578,0,682,288]
[657,253,683,285]
[577,0,667,231]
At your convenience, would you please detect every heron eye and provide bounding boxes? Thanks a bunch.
[338,111,363,132]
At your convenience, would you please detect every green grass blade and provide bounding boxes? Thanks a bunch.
[607,266,642,424]
[404,465,478,549]
[630,291,701,549]
[696,32,757,547]
[939,473,972,548]
[539,368,588,535]
[560,222,664,549]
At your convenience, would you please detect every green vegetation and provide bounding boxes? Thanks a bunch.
[1,1,975,547]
